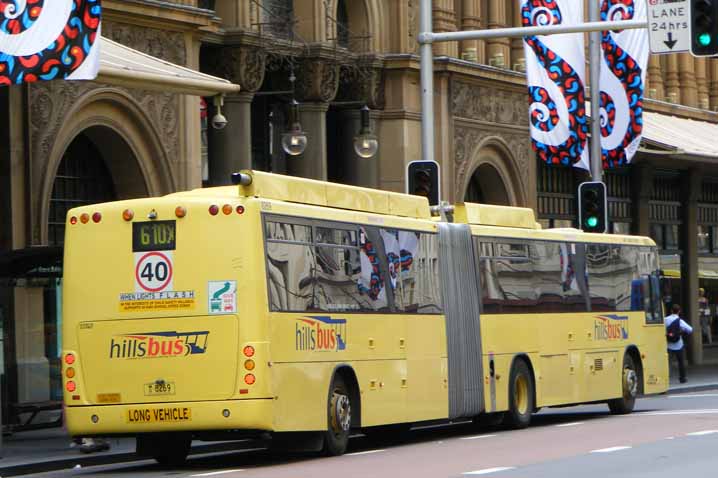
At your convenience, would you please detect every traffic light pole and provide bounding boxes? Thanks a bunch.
[588,0,603,182]
[417,0,647,176]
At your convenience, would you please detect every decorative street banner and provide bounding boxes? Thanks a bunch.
[521,0,589,170]
[0,0,101,86]
[599,0,648,168]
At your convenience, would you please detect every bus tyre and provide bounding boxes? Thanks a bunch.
[608,354,638,415]
[505,359,534,429]
[138,433,191,466]
[323,375,352,456]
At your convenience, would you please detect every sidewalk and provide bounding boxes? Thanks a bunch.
[1,366,717,477]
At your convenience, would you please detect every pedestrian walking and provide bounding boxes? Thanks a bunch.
[699,288,712,344]
[665,304,693,384]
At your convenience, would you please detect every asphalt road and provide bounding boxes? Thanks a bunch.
[19,391,718,478]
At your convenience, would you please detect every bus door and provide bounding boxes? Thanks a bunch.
[437,223,484,418]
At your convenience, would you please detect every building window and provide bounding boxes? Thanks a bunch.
[48,133,116,246]
[261,0,294,39]
[698,225,712,254]
[611,222,631,235]
[336,0,350,48]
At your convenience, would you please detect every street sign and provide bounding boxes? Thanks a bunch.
[647,0,690,54]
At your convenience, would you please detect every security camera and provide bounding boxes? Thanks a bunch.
[211,112,228,130]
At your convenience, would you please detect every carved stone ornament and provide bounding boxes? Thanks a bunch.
[451,80,529,127]
[408,0,419,54]
[102,21,186,65]
[337,66,385,109]
[204,46,267,93]
[296,59,340,103]
[453,124,531,199]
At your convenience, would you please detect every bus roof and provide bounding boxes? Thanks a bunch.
[453,203,539,229]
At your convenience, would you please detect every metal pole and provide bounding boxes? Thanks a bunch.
[420,0,434,164]
[589,1,603,181]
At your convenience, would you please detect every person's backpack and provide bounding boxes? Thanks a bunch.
[666,317,682,343]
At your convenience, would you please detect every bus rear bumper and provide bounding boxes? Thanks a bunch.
[65,398,274,436]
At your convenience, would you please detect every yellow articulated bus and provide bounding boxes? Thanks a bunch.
[62,171,668,464]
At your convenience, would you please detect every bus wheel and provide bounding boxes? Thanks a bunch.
[323,375,352,456]
[608,354,638,415]
[505,359,534,429]
[138,433,191,466]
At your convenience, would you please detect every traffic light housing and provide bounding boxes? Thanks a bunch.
[691,0,718,56]
[407,160,440,206]
[578,181,607,233]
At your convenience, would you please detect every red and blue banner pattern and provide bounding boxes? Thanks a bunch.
[0,0,101,86]
[599,0,648,168]
[521,0,589,170]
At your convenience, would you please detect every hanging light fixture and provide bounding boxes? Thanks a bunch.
[353,105,379,159]
[281,99,308,156]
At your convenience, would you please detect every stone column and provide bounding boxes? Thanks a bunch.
[210,92,254,185]
[433,0,458,57]
[679,53,698,107]
[205,45,266,185]
[631,161,653,237]
[510,1,524,72]
[460,0,484,64]
[710,60,718,110]
[696,58,709,109]
[338,109,380,188]
[681,169,702,365]
[13,287,49,403]
[646,55,664,101]
[287,102,329,180]
[664,54,680,103]
[486,0,510,68]
[290,59,339,181]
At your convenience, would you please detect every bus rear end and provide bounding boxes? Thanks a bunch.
[61,192,271,461]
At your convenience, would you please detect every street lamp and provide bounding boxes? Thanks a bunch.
[353,105,378,159]
[281,100,308,156]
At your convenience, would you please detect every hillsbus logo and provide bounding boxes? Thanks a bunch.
[594,315,629,341]
[109,331,209,359]
[296,316,347,351]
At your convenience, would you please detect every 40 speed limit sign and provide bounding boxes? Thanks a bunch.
[135,251,173,292]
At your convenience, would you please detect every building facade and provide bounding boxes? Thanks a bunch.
[3,0,718,430]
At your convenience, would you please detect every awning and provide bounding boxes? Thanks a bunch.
[0,247,63,279]
[641,110,718,159]
[97,37,240,97]
[662,269,718,280]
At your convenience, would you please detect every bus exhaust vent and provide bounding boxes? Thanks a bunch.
[594,358,603,371]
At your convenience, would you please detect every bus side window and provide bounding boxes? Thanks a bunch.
[650,273,663,323]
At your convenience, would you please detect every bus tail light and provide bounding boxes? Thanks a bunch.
[65,353,75,365]
[175,206,187,218]
[80,213,90,224]
[222,204,233,215]
[66,367,76,379]
[243,345,255,357]
[70,216,78,225]
[122,209,134,221]
[209,205,219,216]
[66,381,76,392]
[236,205,245,215]
[92,212,102,223]
[244,374,256,385]
[244,359,255,371]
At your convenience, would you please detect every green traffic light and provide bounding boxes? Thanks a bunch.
[586,216,599,228]
[698,33,712,47]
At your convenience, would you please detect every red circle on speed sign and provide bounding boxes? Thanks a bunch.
[135,252,173,292]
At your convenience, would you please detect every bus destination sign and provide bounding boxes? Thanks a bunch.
[133,220,176,252]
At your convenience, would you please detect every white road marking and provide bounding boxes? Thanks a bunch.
[669,394,718,399]
[346,449,386,456]
[632,409,718,416]
[686,430,718,436]
[461,434,497,440]
[665,437,675,440]
[555,422,585,428]
[463,467,516,475]
[191,470,244,477]
[590,446,632,453]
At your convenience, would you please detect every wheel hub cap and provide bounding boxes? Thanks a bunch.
[624,368,638,398]
[331,393,351,433]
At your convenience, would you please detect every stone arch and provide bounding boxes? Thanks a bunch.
[39,88,173,244]
[461,136,527,207]
[327,0,387,53]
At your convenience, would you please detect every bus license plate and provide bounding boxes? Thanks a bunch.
[126,407,191,424]
[144,381,175,396]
